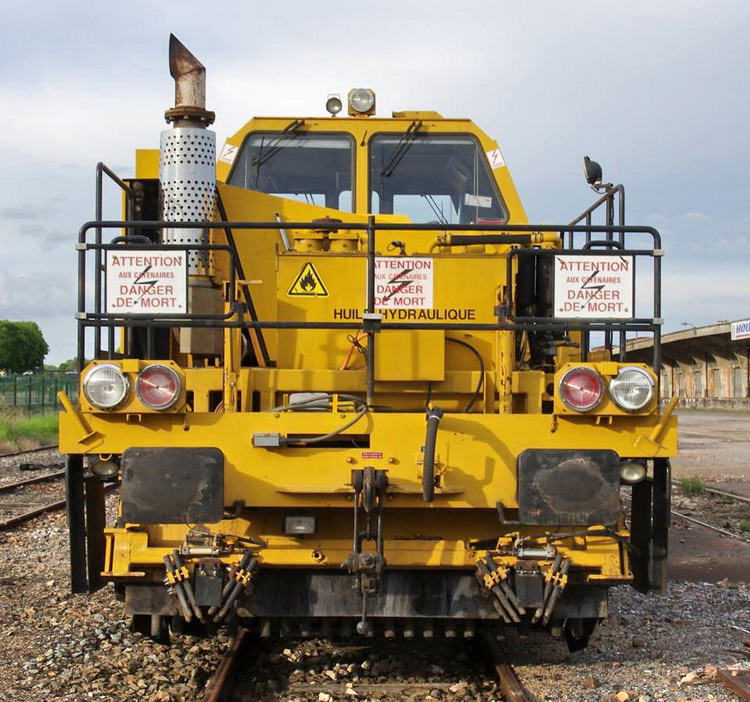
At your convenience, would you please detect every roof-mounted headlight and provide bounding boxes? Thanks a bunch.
[348,88,376,116]
[609,366,655,412]
[326,94,343,116]
[83,364,129,410]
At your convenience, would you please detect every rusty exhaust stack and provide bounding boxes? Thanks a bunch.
[165,34,215,127]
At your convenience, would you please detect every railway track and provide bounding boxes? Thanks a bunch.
[672,480,750,505]
[670,479,750,545]
[203,628,530,702]
[0,444,58,459]
[0,465,67,530]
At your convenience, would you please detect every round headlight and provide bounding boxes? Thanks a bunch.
[559,367,604,412]
[91,456,120,481]
[83,364,129,410]
[136,364,181,410]
[326,94,343,115]
[620,459,647,484]
[609,366,654,412]
[348,88,375,115]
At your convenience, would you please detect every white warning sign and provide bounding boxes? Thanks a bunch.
[486,148,506,169]
[218,143,237,165]
[554,255,634,319]
[373,257,434,309]
[106,250,187,314]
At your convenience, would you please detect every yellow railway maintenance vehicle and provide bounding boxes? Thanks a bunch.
[60,36,676,650]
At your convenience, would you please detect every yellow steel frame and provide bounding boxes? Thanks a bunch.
[63,110,675,598]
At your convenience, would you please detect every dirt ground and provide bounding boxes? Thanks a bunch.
[669,409,750,583]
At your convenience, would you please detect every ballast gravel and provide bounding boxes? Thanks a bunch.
[0,450,746,701]
[0,448,63,488]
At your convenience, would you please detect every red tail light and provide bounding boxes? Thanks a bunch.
[559,367,604,412]
[136,365,181,410]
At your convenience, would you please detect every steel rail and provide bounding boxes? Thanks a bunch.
[672,481,750,506]
[0,445,58,459]
[481,630,530,702]
[671,509,750,546]
[623,490,750,545]
[0,481,116,531]
[0,470,65,495]
[717,668,750,701]
[0,498,67,530]
[203,627,250,702]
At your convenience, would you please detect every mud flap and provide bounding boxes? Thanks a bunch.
[121,447,223,523]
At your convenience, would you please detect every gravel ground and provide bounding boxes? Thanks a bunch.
[0,444,747,702]
[672,410,750,482]
[512,581,749,701]
[230,638,502,701]
[0,507,231,702]
[672,489,750,541]
[0,448,64,488]
[1,505,747,701]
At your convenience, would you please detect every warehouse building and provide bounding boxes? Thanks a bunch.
[625,321,750,408]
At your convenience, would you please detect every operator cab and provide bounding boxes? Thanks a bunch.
[225,97,509,225]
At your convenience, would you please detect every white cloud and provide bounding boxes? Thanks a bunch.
[682,212,713,223]
[0,0,748,362]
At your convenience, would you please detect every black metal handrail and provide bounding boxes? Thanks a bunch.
[94,164,137,362]
[76,218,663,381]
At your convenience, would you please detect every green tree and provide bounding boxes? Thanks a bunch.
[0,321,49,374]
[56,357,80,372]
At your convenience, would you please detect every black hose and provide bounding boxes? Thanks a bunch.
[422,407,444,502]
[446,337,485,412]
[282,404,368,446]
[441,234,532,246]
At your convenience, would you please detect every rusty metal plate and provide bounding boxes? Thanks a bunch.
[517,449,620,526]
[122,447,223,524]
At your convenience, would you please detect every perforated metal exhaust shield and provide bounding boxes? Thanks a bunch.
[159,127,216,274]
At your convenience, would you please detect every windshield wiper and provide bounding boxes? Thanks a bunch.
[379,120,423,178]
[422,193,449,224]
[251,119,305,169]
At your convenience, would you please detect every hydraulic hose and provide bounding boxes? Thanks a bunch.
[422,407,444,502]
[283,404,368,446]
[441,234,533,246]
[445,337,485,412]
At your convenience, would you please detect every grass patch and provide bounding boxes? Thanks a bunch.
[680,477,706,495]
[741,519,750,533]
[0,410,58,452]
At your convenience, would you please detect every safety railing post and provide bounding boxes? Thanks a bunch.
[366,215,376,408]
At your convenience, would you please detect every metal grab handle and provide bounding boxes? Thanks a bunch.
[581,239,624,250]
[422,407,444,502]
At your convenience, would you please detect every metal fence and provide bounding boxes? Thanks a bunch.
[0,373,79,413]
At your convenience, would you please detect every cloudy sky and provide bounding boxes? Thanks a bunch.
[0,1,747,363]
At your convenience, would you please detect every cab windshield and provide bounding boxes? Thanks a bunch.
[369,134,507,224]
[228,132,354,211]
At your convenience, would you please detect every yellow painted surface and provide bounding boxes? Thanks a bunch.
[61,407,676,509]
[64,109,675,598]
